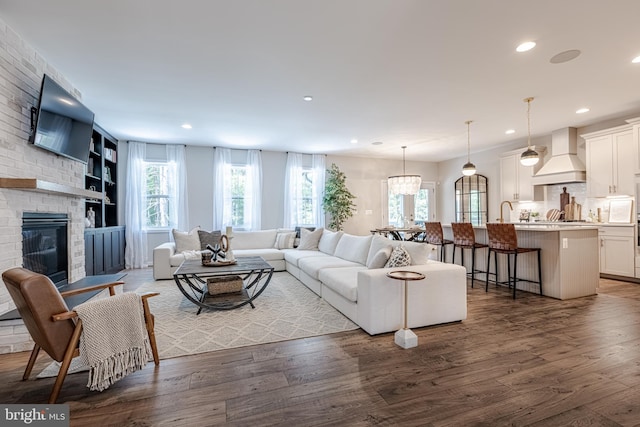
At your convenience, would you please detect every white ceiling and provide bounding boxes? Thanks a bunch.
[2,0,640,162]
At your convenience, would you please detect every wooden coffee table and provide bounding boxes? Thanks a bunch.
[173,256,274,314]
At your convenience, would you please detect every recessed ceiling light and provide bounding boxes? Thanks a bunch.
[350,139,358,144]
[516,41,536,52]
[303,95,313,101]
[372,141,383,145]
[181,123,192,129]
[632,55,640,64]
[505,129,516,135]
[576,107,590,114]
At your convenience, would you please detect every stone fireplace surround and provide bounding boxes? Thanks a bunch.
[0,18,94,352]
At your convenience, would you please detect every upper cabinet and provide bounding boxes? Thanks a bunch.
[499,146,546,202]
[84,124,119,228]
[583,124,635,198]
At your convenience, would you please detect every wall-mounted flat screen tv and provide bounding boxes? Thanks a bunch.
[30,74,95,164]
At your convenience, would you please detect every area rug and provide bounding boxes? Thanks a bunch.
[136,271,358,359]
[37,272,359,377]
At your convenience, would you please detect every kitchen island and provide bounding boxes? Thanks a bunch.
[442,224,600,300]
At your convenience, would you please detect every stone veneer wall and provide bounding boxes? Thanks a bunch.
[0,18,89,351]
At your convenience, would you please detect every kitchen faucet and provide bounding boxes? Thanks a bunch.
[499,200,513,223]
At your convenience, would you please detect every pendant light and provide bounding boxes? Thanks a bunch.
[388,146,422,195]
[520,96,539,166]
[462,120,476,176]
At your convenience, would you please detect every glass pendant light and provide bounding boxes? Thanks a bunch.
[462,120,476,176]
[388,146,422,195]
[520,97,539,166]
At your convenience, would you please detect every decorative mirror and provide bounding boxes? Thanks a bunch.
[455,175,488,225]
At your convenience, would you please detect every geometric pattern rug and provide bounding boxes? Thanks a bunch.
[135,271,360,359]
[37,272,359,377]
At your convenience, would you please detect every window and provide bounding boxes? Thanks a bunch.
[284,153,325,228]
[144,161,175,229]
[228,164,251,229]
[384,181,435,227]
[213,149,262,230]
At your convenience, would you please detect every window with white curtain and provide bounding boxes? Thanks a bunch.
[214,149,262,231]
[284,153,325,228]
[143,161,174,229]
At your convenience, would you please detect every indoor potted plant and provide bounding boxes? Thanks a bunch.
[323,163,356,231]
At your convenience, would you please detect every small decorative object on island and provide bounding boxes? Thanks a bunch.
[86,207,95,228]
[560,187,570,220]
[564,196,582,221]
[519,210,531,222]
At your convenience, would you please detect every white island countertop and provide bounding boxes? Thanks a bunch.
[441,224,600,300]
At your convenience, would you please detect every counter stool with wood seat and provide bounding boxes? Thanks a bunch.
[485,223,542,299]
[451,222,488,288]
[423,222,454,263]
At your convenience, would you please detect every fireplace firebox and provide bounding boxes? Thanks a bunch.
[22,212,69,288]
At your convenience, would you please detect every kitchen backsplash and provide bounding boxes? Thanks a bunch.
[509,182,631,223]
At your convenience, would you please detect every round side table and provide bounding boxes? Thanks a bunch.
[386,270,426,349]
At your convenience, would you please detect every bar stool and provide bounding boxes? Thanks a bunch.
[485,223,542,299]
[451,222,488,288]
[423,222,453,262]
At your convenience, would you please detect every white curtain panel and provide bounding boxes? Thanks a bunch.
[312,154,326,228]
[283,152,303,228]
[247,149,262,230]
[213,147,232,230]
[124,141,148,269]
[166,144,189,231]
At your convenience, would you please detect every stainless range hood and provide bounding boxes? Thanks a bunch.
[532,127,586,185]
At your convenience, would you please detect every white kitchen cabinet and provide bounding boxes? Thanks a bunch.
[499,146,546,202]
[599,225,635,277]
[583,126,635,197]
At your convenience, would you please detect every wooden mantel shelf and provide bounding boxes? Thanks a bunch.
[0,178,104,200]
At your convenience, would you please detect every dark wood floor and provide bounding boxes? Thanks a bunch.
[2,270,640,426]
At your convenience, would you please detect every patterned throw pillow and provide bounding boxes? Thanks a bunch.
[198,229,222,250]
[274,231,296,249]
[385,245,412,268]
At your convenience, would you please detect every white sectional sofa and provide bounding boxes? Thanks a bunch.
[283,230,467,335]
[153,228,467,335]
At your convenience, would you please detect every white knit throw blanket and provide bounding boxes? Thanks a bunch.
[74,292,152,392]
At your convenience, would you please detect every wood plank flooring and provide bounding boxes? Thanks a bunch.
[1,269,640,426]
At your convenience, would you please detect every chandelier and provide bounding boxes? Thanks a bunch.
[388,146,421,195]
[520,97,540,166]
[462,120,476,176]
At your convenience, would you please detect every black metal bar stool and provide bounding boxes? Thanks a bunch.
[423,222,453,262]
[451,222,488,288]
[485,223,542,299]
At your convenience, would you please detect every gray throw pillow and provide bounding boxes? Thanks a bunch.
[297,227,324,250]
[367,247,392,269]
[198,229,222,250]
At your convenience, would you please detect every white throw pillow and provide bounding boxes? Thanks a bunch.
[274,231,296,249]
[333,234,373,265]
[318,230,344,255]
[297,227,324,250]
[385,245,412,268]
[367,247,392,269]
[366,235,393,266]
[172,227,201,253]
